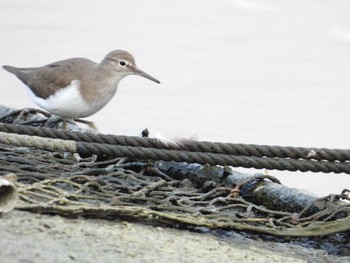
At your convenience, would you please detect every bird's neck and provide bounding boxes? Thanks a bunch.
[79,66,126,105]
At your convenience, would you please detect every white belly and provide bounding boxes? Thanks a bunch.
[25,80,113,119]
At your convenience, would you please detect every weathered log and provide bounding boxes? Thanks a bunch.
[154,161,348,216]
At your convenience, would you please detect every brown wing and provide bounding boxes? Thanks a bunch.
[3,58,96,99]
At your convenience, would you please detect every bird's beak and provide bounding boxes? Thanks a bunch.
[134,67,160,84]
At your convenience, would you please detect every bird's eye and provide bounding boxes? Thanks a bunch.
[119,60,127,67]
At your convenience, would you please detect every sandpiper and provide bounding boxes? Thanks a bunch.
[2,50,160,125]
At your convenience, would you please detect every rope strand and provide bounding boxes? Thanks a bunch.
[0,129,349,174]
[1,123,350,162]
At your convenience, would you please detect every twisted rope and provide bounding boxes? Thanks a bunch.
[0,123,350,162]
[0,131,349,174]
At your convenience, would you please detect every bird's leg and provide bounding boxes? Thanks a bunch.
[62,119,67,130]
[16,108,53,126]
[16,107,51,119]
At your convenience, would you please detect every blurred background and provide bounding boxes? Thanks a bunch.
[1,0,349,195]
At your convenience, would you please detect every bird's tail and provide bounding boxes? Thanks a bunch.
[2,65,35,84]
[2,65,19,74]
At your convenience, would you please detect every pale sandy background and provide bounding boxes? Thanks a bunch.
[1,0,349,196]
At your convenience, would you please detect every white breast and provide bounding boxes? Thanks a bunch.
[26,80,95,119]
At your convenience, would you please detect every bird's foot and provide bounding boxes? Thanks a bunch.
[44,116,75,130]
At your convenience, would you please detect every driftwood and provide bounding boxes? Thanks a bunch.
[155,161,348,216]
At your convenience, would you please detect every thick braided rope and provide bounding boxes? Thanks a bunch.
[0,132,349,174]
[0,123,350,162]
[0,132,77,153]
[76,142,350,174]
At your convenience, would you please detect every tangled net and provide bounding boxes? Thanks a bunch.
[0,140,349,240]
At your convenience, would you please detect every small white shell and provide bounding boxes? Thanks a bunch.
[0,175,18,214]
